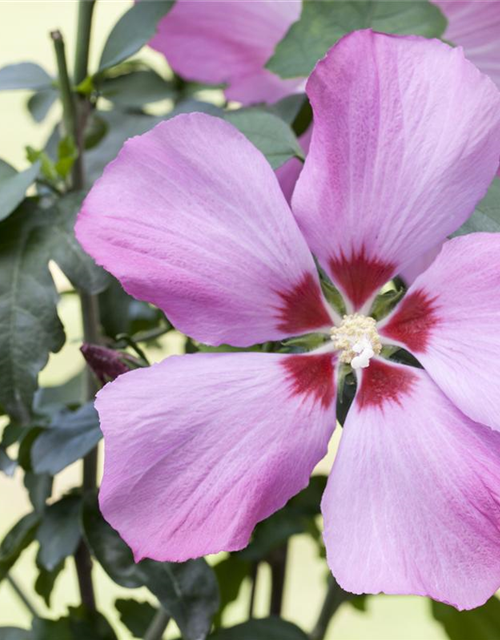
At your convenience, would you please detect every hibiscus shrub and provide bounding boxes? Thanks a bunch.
[1,1,500,639]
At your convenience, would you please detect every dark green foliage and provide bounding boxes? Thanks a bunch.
[267,0,447,78]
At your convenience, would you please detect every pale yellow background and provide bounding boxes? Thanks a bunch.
[0,2,447,638]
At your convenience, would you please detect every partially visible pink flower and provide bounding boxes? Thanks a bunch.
[150,0,303,105]
[436,0,500,89]
[403,0,500,284]
[76,31,500,610]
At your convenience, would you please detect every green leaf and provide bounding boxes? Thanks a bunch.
[27,90,58,123]
[432,597,500,639]
[25,148,57,183]
[34,371,86,415]
[54,136,78,180]
[224,110,303,169]
[140,560,219,640]
[267,0,447,79]
[36,496,82,571]
[0,446,16,477]
[99,279,162,340]
[83,495,219,640]
[0,203,65,423]
[32,609,117,640]
[240,475,327,561]
[24,471,52,514]
[0,512,39,582]
[0,62,53,91]
[115,599,157,639]
[100,70,174,109]
[98,1,174,73]
[84,114,108,150]
[213,556,251,627]
[35,561,64,608]
[452,177,500,236]
[210,617,308,640]
[0,629,30,640]
[49,192,110,295]
[268,94,308,125]
[0,160,40,222]
[31,403,102,476]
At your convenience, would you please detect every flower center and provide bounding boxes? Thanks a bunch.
[330,314,381,370]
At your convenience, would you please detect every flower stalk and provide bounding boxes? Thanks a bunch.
[309,577,350,640]
[51,4,101,612]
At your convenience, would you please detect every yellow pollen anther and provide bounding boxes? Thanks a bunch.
[330,313,381,369]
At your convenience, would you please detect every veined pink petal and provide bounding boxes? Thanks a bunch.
[276,127,312,204]
[381,233,500,432]
[323,358,500,610]
[98,352,337,562]
[76,114,333,347]
[435,0,500,89]
[292,30,500,310]
[149,0,302,105]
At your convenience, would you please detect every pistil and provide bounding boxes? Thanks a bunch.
[330,314,381,370]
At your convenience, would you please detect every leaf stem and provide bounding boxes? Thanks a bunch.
[144,608,171,640]
[50,30,76,141]
[309,577,350,640]
[6,574,39,618]
[52,5,100,612]
[268,543,288,616]
[74,0,96,85]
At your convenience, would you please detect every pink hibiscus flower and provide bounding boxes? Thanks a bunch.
[149,0,303,105]
[76,31,500,610]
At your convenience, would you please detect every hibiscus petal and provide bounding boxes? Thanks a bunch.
[98,352,337,561]
[76,113,333,347]
[322,358,500,610]
[292,30,500,311]
[435,0,500,89]
[381,233,500,432]
[149,0,301,105]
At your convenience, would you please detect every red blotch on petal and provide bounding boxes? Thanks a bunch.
[381,289,440,353]
[275,272,332,335]
[357,359,416,410]
[283,354,336,409]
[329,248,395,310]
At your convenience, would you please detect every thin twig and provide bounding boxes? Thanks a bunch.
[144,608,170,640]
[6,574,39,618]
[309,576,351,640]
[268,544,288,616]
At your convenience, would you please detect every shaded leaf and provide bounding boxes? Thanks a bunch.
[49,191,110,294]
[36,495,82,571]
[31,403,102,475]
[452,177,500,236]
[0,629,30,640]
[24,471,52,514]
[0,203,65,423]
[0,512,39,582]
[224,110,303,169]
[213,555,251,627]
[210,617,308,639]
[240,475,327,561]
[0,160,40,222]
[83,495,219,640]
[84,114,108,150]
[0,447,16,477]
[98,1,174,72]
[432,597,500,640]
[115,599,157,638]
[35,561,64,608]
[100,70,174,109]
[34,371,86,416]
[99,279,162,340]
[27,90,58,123]
[267,0,447,78]
[0,62,52,91]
